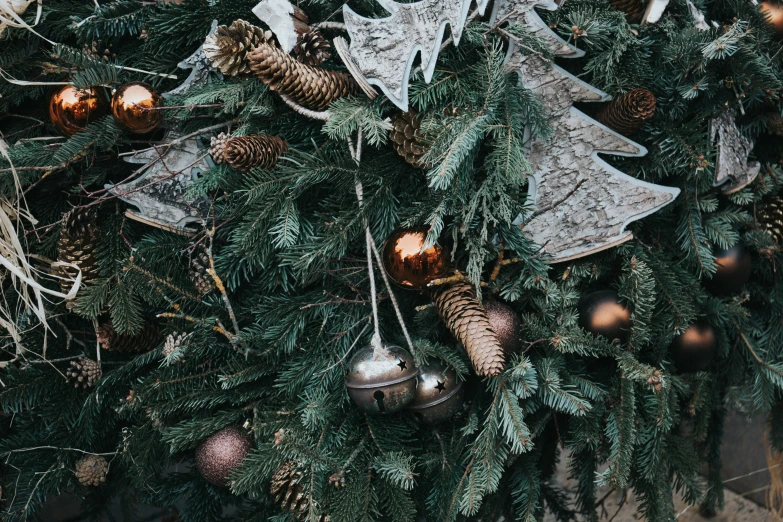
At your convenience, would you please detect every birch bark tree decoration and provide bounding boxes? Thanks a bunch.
[164,21,222,97]
[106,135,212,235]
[494,0,680,262]
[335,0,492,111]
[710,111,760,194]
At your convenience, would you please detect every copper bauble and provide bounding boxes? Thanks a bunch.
[111,82,164,134]
[408,361,464,424]
[485,300,523,358]
[705,242,752,295]
[578,290,633,345]
[195,426,251,487]
[669,321,717,373]
[48,86,108,137]
[761,1,783,39]
[346,344,418,414]
[381,227,450,290]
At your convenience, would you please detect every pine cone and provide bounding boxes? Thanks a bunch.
[429,283,506,377]
[390,110,429,168]
[760,196,783,244]
[66,357,102,388]
[209,132,288,172]
[57,208,100,297]
[189,248,215,295]
[162,333,186,359]
[248,42,359,111]
[610,0,647,23]
[75,454,108,486]
[203,20,273,77]
[768,113,783,136]
[97,321,162,354]
[292,29,332,66]
[270,461,330,522]
[596,88,657,136]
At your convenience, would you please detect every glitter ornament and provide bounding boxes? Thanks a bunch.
[669,321,717,373]
[49,86,108,137]
[345,344,418,414]
[578,290,633,345]
[485,300,523,358]
[381,227,450,290]
[111,82,164,134]
[407,361,464,424]
[195,426,252,487]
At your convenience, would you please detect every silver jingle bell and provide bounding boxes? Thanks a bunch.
[407,361,464,424]
[346,344,418,414]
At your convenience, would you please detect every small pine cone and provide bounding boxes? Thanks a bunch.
[429,283,506,378]
[57,208,100,296]
[767,113,783,136]
[596,88,657,136]
[190,249,215,295]
[97,321,162,354]
[610,0,647,23]
[248,42,359,112]
[270,461,330,522]
[390,110,429,168]
[75,454,108,486]
[162,333,186,358]
[759,196,783,244]
[203,20,273,77]
[292,29,332,66]
[66,357,102,388]
[209,133,288,172]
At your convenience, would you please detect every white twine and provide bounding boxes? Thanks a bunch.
[0,0,53,44]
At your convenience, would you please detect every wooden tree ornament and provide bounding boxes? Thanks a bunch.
[493,0,680,262]
[335,0,492,110]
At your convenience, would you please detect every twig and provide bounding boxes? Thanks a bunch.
[279,94,331,121]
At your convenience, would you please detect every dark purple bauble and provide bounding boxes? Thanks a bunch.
[669,321,717,373]
[705,242,752,295]
[195,426,251,487]
[485,300,523,358]
[578,290,633,345]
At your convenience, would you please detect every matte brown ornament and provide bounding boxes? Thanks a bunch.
[345,344,418,414]
[381,227,450,290]
[669,321,717,373]
[485,300,523,358]
[48,86,108,137]
[407,361,464,424]
[761,1,783,39]
[578,290,633,345]
[111,82,164,134]
[195,426,252,487]
[705,242,752,295]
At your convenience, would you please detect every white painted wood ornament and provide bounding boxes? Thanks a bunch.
[710,112,760,194]
[106,135,213,234]
[335,0,492,111]
[494,0,680,262]
[165,21,222,97]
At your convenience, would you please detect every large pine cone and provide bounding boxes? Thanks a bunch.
[760,196,783,244]
[596,88,657,136]
[248,42,359,112]
[209,132,288,172]
[203,20,273,77]
[610,0,647,23]
[270,461,330,522]
[66,357,102,388]
[390,110,430,168]
[57,208,100,297]
[97,321,162,354]
[75,454,108,486]
[292,29,332,66]
[429,283,506,378]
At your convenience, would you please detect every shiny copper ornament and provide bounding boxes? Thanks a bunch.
[761,1,783,39]
[48,86,108,137]
[407,361,464,424]
[195,426,251,487]
[485,300,523,358]
[669,321,717,373]
[111,82,164,134]
[346,344,418,414]
[381,227,450,290]
[705,242,752,295]
[578,290,633,345]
